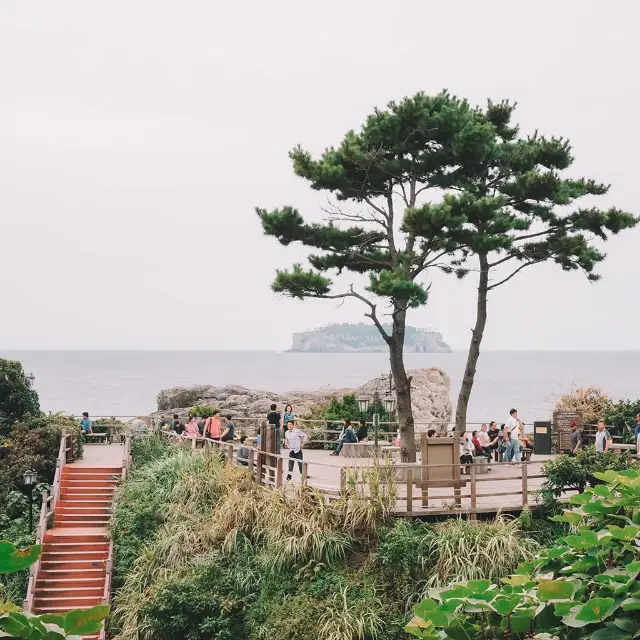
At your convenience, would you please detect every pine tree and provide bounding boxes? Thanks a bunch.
[256,92,497,461]
[405,101,638,432]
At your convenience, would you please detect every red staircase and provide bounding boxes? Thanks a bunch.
[32,465,120,638]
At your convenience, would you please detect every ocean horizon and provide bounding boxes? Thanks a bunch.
[2,349,639,425]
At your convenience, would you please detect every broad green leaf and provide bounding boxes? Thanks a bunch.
[502,574,532,586]
[466,579,491,593]
[405,615,432,638]
[551,511,583,524]
[625,561,640,572]
[589,485,614,497]
[499,611,534,634]
[413,600,449,627]
[560,556,598,573]
[575,597,617,622]
[0,541,42,573]
[440,586,470,600]
[493,596,522,615]
[613,618,638,634]
[63,605,109,635]
[609,525,640,541]
[562,607,592,629]
[37,614,65,627]
[566,534,597,549]
[621,598,640,611]
[594,470,620,483]
[570,493,593,504]
[590,627,632,640]
[537,580,576,602]
[546,546,571,559]
[554,601,581,616]
[0,613,29,636]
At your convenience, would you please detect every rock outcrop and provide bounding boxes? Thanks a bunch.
[156,368,452,432]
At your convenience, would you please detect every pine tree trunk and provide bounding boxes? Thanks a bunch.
[389,302,416,462]
[455,253,489,434]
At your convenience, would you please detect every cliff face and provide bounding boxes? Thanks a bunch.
[290,324,451,353]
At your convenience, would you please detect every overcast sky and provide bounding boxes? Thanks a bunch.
[1,0,638,351]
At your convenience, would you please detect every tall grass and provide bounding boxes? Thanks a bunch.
[420,516,539,587]
[319,586,384,640]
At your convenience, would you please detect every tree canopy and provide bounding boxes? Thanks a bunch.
[0,359,40,436]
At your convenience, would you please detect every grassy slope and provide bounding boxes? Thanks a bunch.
[109,437,542,640]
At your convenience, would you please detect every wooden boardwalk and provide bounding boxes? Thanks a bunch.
[173,433,556,518]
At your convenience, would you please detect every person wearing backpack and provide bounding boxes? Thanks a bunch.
[595,420,612,453]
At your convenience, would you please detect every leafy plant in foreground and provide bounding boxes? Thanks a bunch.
[407,468,640,639]
[0,540,109,638]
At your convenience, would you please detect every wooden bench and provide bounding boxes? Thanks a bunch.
[83,432,108,444]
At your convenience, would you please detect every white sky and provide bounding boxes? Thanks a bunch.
[1,0,638,350]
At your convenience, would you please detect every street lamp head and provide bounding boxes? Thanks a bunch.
[27,372,35,387]
[357,397,370,414]
[23,469,37,486]
[383,396,396,414]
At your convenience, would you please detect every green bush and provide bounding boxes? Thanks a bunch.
[605,399,640,441]
[0,359,40,436]
[542,445,636,497]
[138,559,248,640]
[190,405,219,419]
[408,467,640,640]
[0,413,81,506]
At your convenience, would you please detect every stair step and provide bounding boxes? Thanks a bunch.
[37,578,105,588]
[65,466,121,472]
[36,587,103,596]
[42,552,108,559]
[43,544,109,552]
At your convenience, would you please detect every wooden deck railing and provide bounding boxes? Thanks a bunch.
[98,431,131,640]
[24,432,72,612]
[160,432,546,518]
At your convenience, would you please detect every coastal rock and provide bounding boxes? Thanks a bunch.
[154,368,452,430]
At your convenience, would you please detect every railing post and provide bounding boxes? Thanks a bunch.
[226,443,233,460]
[340,468,346,493]
[470,463,477,520]
[301,461,308,487]
[247,449,254,476]
[522,461,528,507]
[406,468,413,513]
[275,457,283,488]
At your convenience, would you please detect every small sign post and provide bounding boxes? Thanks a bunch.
[552,411,584,453]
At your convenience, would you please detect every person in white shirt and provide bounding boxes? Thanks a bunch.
[460,433,474,473]
[504,409,522,463]
[284,421,307,481]
[478,424,491,448]
[594,420,612,453]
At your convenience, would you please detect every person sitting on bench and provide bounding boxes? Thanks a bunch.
[355,419,368,442]
[331,419,357,456]
[80,412,93,434]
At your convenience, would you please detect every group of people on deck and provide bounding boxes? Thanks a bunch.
[459,409,531,469]
[161,412,235,442]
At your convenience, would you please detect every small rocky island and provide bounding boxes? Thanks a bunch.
[290,323,451,353]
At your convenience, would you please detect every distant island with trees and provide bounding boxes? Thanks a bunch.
[289,323,451,353]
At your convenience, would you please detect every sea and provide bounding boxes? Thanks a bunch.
[1,350,639,425]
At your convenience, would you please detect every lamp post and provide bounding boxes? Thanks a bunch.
[22,469,37,533]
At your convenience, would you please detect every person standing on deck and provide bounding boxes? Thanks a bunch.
[205,413,221,440]
[266,404,282,454]
[285,421,307,481]
[504,409,523,463]
[569,422,582,456]
[595,420,612,453]
[282,404,295,441]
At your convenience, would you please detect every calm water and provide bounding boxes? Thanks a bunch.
[1,350,639,424]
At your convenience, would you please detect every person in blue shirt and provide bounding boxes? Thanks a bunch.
[79,412,93,434]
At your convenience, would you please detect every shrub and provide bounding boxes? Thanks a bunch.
[0,413,81,506]
[0,359,40,436]
[541,445,636,496]
[408,468,640,640]
[190,405,219,419]
[553,386,612,427]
